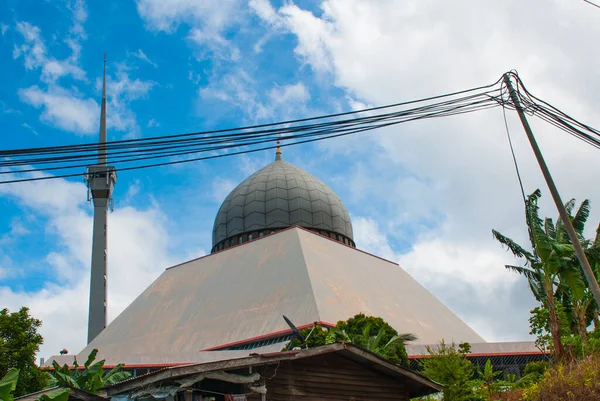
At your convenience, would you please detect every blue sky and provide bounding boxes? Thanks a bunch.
[1,0,600,358]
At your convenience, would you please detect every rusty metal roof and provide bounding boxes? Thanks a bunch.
[106,343,442,397]
[74,227,483,365]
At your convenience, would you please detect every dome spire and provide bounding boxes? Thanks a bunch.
[275,139,282,161]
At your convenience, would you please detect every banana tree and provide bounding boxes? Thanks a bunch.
[545,198,600,339]
[51,349,131,394]
[493,189,581,361]
[0,369,69,401]
[0,369,19,401]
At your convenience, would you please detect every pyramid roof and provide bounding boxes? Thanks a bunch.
[79,227,484,364]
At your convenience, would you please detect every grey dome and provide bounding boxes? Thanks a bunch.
[212,158,353,251]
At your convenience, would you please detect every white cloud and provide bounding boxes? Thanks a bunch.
[199,69,270,121]
[103,69,156,135]
[136,0,243,61]
[10,6,145,139]
[188,71,202,85]
[268,82,311,119]
[0,101,21,115]
[18,86,99,134]
[269,82,310,105]
[21,123,38,135]
[0,172,187,359]
[1,23,9,36]
[147,118,159,128]
[136,0,241,33]
[130,49,158,68]
[211,177,238,203]
[249,0,280,26]
[12,22,86,84]
[258,0,600,341]
[200,76,312,123]
[187,28,240,61]
[67,0,87,39]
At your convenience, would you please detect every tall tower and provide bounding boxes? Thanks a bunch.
[85,56,117,344]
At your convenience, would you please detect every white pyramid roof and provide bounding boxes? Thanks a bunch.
[80,227,484,364]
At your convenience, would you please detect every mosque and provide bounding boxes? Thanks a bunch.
[76,145,486,365]
[46,68,544,387]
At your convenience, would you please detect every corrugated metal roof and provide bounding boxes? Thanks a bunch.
[106,343,442,397]
[73,227,483,365]
[406,341,543,357]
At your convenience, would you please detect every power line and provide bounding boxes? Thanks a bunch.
[1,72,598,185]
[0,83,504,184]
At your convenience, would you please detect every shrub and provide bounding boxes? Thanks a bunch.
[522,353,600,401]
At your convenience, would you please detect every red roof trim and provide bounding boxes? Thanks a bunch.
[201,321,336,351]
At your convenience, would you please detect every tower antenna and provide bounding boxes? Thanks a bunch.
[85,55,117,344]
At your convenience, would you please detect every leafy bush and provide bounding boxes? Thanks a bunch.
[50,349,131,394]
[419,341,480,401]
[0,308,49,396]
[521,353,600,401]
[285,313,414,366]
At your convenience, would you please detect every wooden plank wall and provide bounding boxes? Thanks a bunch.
[248,353,409,400]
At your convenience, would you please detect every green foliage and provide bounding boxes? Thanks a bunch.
[51,349,131,394]
[562,329,600,359]
[510,361,550,389]
[528,304,572,353]
[0,308,49,396]
[0,368,19,401]
[420,341,480,401]
[476,359,502,400]
[285,314,415,366]
[493,190,600,362]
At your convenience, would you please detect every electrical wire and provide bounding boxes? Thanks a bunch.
[501,83,527,204]
[0,82,505,184]
[1,72,598,186]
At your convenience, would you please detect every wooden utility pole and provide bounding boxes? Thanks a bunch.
[503,73,600,309]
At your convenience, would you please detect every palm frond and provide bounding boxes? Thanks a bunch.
[527,277,546,302]
[544,218,556,239]
[84,349,98,369]
[102,371,131,386]
[572,199,591,235]
[564,198,576,216]
[383,333,417,351]
[585,247,600,262]
[594,223,600,248]
[369,328,386,351]
[492,230,535,262]
[560,267,587,301]
[526,190,553,262]
[505,264,539,280]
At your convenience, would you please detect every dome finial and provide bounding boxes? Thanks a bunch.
[275,139,282,161]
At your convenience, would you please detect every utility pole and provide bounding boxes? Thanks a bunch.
[85,55,117,343]
[503,73,600,309]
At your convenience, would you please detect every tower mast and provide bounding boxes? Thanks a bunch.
[86,55,117,344]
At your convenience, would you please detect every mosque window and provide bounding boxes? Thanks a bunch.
[248,233,253,241]
[239,236,243,244]
[259,231,264,237]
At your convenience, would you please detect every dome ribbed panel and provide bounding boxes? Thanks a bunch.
[212,160,353,247]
